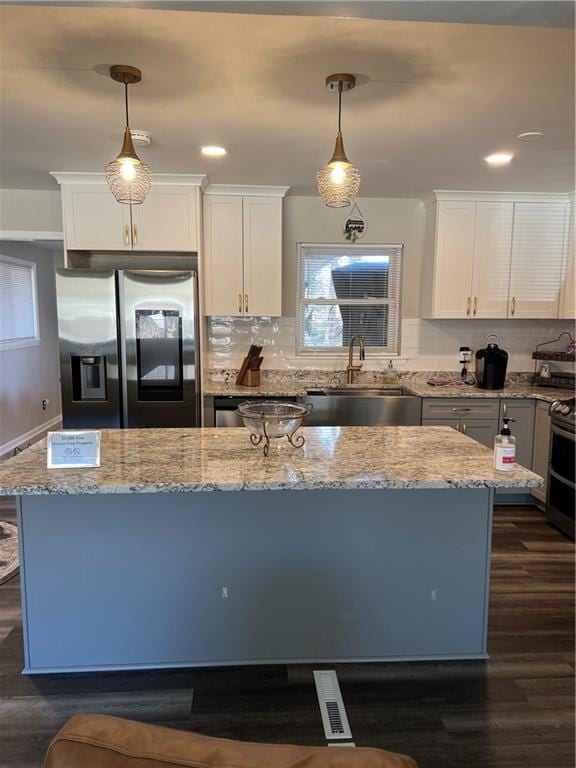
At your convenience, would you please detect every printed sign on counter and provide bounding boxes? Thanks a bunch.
[47,431,101,469]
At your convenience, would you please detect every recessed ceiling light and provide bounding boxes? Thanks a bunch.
[484,152,514,166]
[201,146,227,157]
[517,131,544,141]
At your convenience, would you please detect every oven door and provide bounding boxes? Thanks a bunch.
[550,422,575,484]
[546,420,575,539]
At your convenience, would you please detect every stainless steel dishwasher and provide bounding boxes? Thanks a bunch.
[303,388,422,427]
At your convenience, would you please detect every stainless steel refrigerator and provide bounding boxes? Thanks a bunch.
[56,269,200,429]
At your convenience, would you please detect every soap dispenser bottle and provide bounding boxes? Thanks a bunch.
[382,360,398,386]
[494,417,516,472]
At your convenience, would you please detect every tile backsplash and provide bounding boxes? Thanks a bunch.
[206,316,575,373]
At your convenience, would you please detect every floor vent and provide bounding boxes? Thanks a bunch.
[313,670,353,741]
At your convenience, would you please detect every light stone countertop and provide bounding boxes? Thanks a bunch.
[203,372,573,403]
[0,426,542,495]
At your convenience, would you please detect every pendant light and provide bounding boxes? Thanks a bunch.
[317,73,361,208]
[105,65,152,205]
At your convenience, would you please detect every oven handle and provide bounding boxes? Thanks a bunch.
[551,423,576,442]
[549,467,576,490]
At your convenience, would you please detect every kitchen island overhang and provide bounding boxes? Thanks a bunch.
[0,427,541,674]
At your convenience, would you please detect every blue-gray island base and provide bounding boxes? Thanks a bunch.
[0,427,541,673]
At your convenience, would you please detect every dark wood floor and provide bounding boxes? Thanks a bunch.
[0,498,573,768]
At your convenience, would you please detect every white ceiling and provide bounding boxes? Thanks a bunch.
[0,3,573,196]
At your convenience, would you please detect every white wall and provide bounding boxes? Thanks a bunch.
[282,195,425,318]
[0,189,62,232]
[0,241,62,456]
[206,195,574,372]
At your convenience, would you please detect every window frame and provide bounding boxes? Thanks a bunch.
[0,254,40,350]
[295,242,403,358]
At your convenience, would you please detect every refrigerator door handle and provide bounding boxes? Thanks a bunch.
[117,270,129,429]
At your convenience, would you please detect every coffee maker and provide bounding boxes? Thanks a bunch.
[475,335,508,390]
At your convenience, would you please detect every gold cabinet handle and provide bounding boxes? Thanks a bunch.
[503,403,507,417]
[473,296,478,316]
[124,224,130,246]
[238,293,243,313]
[511,296,516,316]
[466,296,471,316]
[133,224,138,245]
[244,294,249,314]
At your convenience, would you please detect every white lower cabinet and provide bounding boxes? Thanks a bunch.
[203,188,286,317]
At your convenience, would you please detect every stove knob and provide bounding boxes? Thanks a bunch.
[561,405,572,415]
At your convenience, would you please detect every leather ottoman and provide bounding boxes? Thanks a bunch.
[45,714,417,768]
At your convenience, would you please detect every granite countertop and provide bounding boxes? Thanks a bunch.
[204,372,573,404]
[0,426,541,495]
[402,381,574,403]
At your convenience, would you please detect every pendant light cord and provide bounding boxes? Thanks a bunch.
[337,81,343,133]
[124,82,130,128]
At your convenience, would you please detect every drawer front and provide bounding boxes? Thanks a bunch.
[422,398,499,420]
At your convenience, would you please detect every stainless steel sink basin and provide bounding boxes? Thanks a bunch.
[306,387,403,397]
[304,388,421,427]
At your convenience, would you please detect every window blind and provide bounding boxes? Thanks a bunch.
[296,244,403,354]
[0,256,39,344]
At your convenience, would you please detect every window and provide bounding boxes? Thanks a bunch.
[0,255,39,349]
[296,243,403,355]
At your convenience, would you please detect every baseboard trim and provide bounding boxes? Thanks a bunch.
[0,415,62,460]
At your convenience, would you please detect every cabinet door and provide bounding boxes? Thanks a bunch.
[242,196,282,316]
[499,400,535,469]
[532,400,552,503]
[471,202,513,318]
[421,417,498,448]
[509,202,569,318]
[203,195,244,316]
[63,186,131,251]
[431,201,476,318]
[457,419,499,448]
[131,187,199,252]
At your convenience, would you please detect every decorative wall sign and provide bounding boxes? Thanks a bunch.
[47,431,101,469]
[343,203,366,242]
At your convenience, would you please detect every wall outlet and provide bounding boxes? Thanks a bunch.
[221,587,229,599]
[42,399,50,411]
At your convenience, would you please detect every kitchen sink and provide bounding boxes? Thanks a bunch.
[304,388,422,427]
[306,387,404,397]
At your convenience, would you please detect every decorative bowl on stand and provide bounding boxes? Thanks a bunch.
[236,401,311,456]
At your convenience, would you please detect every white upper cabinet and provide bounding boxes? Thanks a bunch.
[242,196,282,317]
[52,173,205,253]
[427,201,476,319]
[422,192,572,320]
[203,195,244,316]
[202,186,288,317]
[131,186,200,252]
[508,202,569,318]
[61,185,131,251]
[471,202,514,319]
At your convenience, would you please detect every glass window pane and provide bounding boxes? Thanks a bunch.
[136,309,183,401]
[304,303,389,348]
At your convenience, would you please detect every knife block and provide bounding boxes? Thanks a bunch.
[239,368,261,387]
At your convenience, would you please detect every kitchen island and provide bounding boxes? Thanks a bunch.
[0,426,541,674]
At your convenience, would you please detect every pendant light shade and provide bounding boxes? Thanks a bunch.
[105,65,152,205]
[317,74,361,208]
